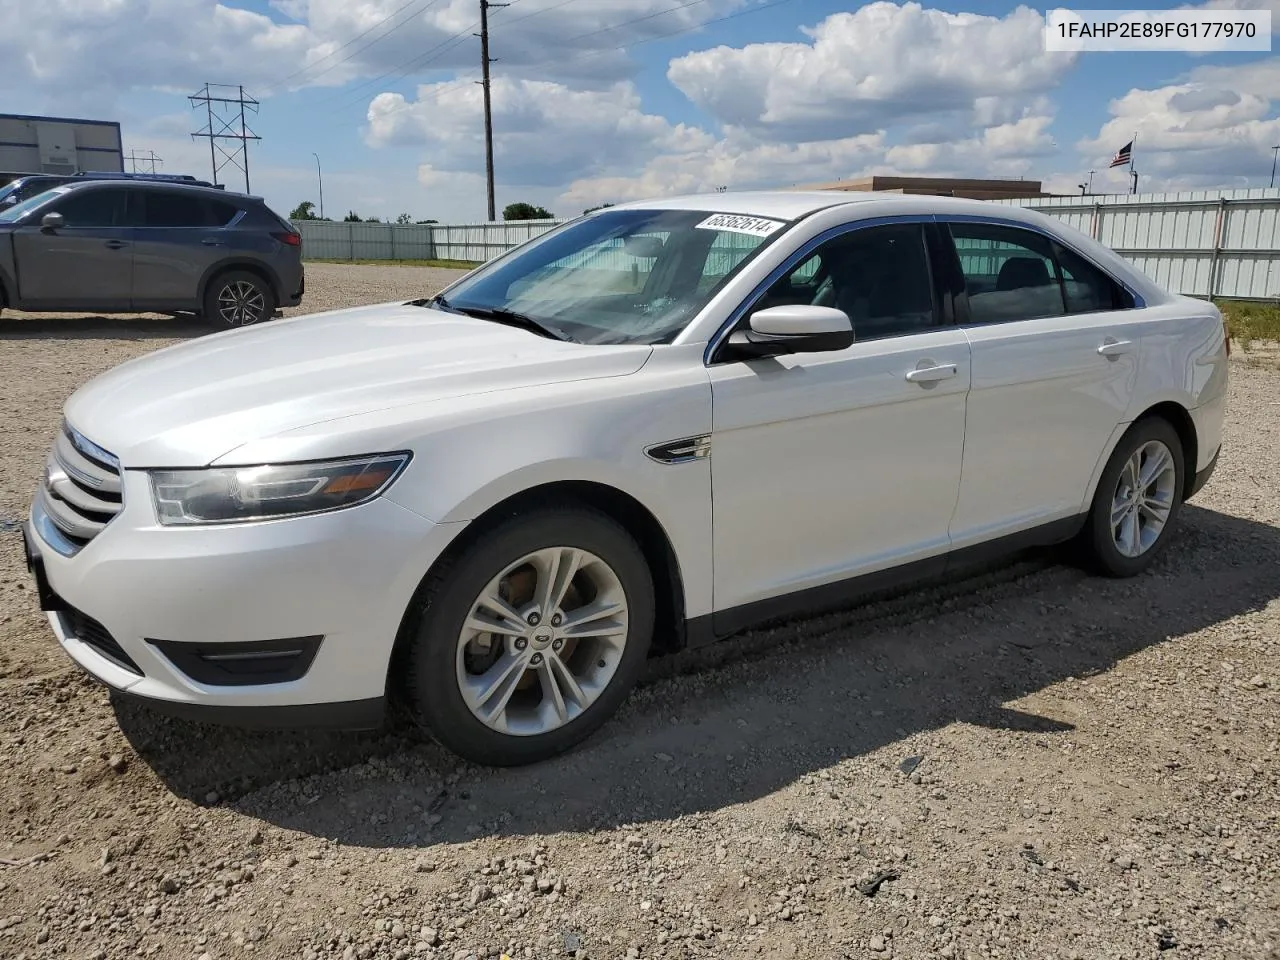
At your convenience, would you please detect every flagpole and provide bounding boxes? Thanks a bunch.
[1130,131,1138,195]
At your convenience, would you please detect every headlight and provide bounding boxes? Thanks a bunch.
[150,453,411,526]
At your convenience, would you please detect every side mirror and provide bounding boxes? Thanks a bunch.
[726,304,854,359]
[40,212,65,233]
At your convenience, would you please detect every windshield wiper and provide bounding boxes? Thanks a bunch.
[424,295,574,342]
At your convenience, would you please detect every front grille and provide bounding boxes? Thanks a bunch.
[62,606,142,675]
[39,423,123,552]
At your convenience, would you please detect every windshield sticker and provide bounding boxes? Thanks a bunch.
[695,213,786,238]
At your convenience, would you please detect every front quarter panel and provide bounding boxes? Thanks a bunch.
[217,344,718,618]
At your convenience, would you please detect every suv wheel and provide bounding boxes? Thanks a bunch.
[205,270,276,327]
[402,508,655,766]
[1081,417,1185,577]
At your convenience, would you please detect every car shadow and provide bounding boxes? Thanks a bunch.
[0,312,212,341]
[113,502,1280,848]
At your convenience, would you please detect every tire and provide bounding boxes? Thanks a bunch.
[203,270,276,328]
[1081,417,1185,578]
[402,507,655,766]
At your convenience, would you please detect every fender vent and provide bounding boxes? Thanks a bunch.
[645,435,711,465]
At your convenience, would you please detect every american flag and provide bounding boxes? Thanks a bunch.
[1109,140,1133,168]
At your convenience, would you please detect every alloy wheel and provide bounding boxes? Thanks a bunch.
[455,547,629,736]
[1110,439,1177,558]
[216,280,267,326]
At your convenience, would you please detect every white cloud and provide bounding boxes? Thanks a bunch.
[0,0,754,116]
[666,2,1076,141]
[366,77,714,187]
[1176,0,1280,33]
[1077,58,1280,187]
[0,1,315,113]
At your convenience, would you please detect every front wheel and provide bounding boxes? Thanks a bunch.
[203,270,276,327]
[402,508,655,766]
[1081,417,1185,577]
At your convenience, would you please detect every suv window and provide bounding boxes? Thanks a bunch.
[754,223,937,341]
[138,190,239,228]
[48,188,128,228]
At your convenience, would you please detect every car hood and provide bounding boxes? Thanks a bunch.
[63,302,654,467]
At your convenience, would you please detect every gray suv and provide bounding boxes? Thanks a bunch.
[0,181,304,326]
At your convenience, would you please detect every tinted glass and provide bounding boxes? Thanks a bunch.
[950,223,1065,323]
[755,223,936,341]
[49,189,127,228]
[1055,241,1128,313]
[140,191,237,227]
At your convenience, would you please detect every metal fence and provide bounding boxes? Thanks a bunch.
[294,187,1280,301]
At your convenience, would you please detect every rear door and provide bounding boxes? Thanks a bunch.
[129,189,242,310]
[941,219,1147,546]
[12,187,132,308]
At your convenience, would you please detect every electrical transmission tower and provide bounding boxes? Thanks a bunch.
[189,83,261,192]
[124,149,163,173]
[478,0,509,222]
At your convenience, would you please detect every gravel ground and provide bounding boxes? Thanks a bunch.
[1,262,1278,960]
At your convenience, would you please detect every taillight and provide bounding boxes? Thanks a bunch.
[272,231,302,247]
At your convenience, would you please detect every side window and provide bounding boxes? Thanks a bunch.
[753,223,937,341]
[139,191,234,228]
[1054,241,1131,313]
[949,222,1065,324]
[48,189,126,228]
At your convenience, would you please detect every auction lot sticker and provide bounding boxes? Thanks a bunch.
[696,213,786,238]
[1045,8,1271,51]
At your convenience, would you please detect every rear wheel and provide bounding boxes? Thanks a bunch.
[203,270,275,327]
[402,508,655,766]
[1081,417,1185,577]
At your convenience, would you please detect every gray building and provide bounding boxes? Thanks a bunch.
[0,113,123,185]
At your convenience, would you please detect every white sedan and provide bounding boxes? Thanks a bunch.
[23,191,1228,766]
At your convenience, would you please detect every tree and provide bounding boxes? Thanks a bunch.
[290,201,319,220]
[395,212,413,225]
[365,216,382,223]
[343,210,362,222]
[583,203,614,215]
[503,201,554,221]
[415,219,439,225]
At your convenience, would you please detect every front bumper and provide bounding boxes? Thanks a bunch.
[24,476,464,729]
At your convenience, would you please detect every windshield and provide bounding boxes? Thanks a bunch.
[0,185,70,223]
[437,208,790,345]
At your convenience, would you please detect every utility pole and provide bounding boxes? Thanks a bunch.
[189,83,261,192]
[313,152,325,219]
[478,0,509,222]
[1271,145,1279,189]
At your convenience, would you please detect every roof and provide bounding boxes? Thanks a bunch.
[53,179,253,200]
[609,189,1024,222]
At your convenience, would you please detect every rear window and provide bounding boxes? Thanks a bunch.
[138,191,240,227]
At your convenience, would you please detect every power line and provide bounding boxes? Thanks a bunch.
[266,0,449,94]
[365,0,806,126]
[312,16,481,114]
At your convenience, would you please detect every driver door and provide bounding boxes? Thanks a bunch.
[12,186,133,308]
[707,220,972,628]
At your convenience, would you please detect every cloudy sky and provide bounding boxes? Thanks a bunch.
[4,0,1279,222]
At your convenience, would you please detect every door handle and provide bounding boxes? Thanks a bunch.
[201,238,226,246]
[1097,338,1133,358]
[905,363,958,384]
[104,240,129,250]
